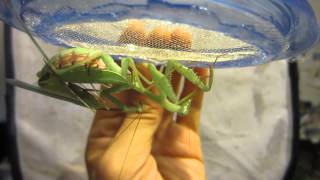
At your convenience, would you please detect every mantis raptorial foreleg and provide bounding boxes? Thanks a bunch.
[121,57,178,103]
[119,58,192,115]
[166,61,213,91]
[147,63,178,103]
[100,54,122,74]
[120,58,152,85]
[121,58,145,90]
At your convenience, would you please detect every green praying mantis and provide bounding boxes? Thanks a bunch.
[3,1,215,116]
[8,47,213,116]
[4,1,214,115]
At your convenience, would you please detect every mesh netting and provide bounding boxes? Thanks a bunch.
[53,19,258,65]
[1,0,318,67]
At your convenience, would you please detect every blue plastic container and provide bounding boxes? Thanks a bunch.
[0,0,319,67]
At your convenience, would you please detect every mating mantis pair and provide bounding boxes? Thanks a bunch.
[7,18,214,115]
[10,47,213,115]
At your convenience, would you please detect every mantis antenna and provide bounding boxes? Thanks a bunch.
[3,0,97,111]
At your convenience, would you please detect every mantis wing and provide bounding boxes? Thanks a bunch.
[6,79,104,109]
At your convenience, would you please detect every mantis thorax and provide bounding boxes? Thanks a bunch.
[53,51,106,70]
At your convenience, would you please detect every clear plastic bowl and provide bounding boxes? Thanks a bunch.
[0,0,319,68]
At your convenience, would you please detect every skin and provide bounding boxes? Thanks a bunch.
[85,66,208,180]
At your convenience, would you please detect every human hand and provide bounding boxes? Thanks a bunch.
[85,65,208,180]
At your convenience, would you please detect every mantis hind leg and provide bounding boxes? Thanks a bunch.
[166,61,213,92]
[100,85,143,113]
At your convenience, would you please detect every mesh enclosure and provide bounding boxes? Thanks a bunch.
[0,0,319,67]
[55,19,258,65]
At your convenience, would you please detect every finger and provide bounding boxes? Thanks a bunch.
[86,64,164,179]
[88,91,129,138]
[86,92,130,176]
[157,71,182,138]
[116,63,164,145]
[96,92,164,180]
[176,68,209,133]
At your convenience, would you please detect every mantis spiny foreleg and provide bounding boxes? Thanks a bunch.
[120,58,192,115]
[147,63,178,103]
[166,61,213,92]
[121,57,178,103]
